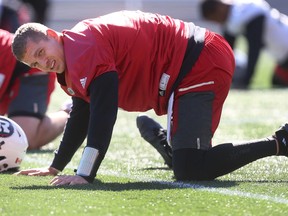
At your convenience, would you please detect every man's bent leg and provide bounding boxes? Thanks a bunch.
[173,138,277,181]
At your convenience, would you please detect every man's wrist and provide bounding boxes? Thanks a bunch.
[76,147,99,176]
[49,167,60,175]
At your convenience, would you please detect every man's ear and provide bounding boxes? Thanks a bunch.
[46,29,59,40]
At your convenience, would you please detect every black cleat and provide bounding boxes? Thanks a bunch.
[136,115,172,168]
[274,123,288,156]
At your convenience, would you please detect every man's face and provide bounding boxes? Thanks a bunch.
[22,34,65,74]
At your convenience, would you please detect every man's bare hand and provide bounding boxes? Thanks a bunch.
[50,175,89,186]
[14,167,59,176]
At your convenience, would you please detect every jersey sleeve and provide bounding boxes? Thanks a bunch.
[77,71,119,182]
[52,71,119,182]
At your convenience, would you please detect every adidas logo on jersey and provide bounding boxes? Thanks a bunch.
[80,77,87,88]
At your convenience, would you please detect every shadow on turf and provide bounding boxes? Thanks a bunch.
[10,179,288,191]
[26,149,54,154]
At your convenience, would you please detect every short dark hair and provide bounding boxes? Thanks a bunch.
[200,0,221,19]
[12,22,49,61]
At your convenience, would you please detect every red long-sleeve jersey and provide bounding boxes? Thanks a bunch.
[59,10,191,115]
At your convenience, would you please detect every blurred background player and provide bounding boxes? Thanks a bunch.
[0,0,28,32]
[200,0,288,89]
[0,1,68,150]
[0,0,50,32]
[20,0,50,24]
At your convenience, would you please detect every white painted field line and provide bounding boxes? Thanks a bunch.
[100,170,288,205]
[157,181,288,205]
[24,157,288,205]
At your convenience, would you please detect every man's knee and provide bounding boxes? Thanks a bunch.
[173,148,214,181]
